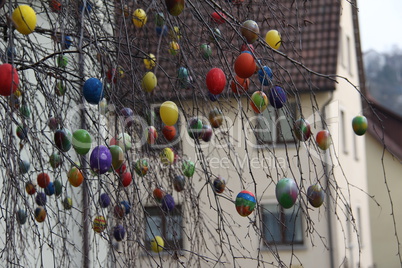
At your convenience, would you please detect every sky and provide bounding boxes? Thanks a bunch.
[358,0,402,53]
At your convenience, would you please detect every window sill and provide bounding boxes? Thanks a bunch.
[261,244,307,251]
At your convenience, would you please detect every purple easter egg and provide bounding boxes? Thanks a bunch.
[90,145,112,174]
[268,86,287,109]
[99,193,111,208]
[113,225,126,241]
[161,194,175,212]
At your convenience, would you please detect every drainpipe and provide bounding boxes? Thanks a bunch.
[321,90,335,268]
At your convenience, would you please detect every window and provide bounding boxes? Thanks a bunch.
[255,103,296,146]
[261,203,303,246]
[340,110,348,154]
[346,35,352,75]
[353,131,359,161]
[144,205,183,251]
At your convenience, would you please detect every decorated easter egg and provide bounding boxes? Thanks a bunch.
[83,78,103,105]
[12,5,37,35]
[106,66,125,83]
[151,236,164,253]
[68,166,84,187]
[182,160,195,177]
[120,201,131,214]
[161,194,175,212]
[57,55,68,68]
[37,173,50,188]
[294,118,312,141]
[144,53,156,69]
[231,76,250,94]
[25,181,36,195]
[206,68,226,95]
[111,133,132,152]
[162,125,176,141]
[35,192,47,206]
[72,129,92,155]
[132,8,147,28]
[110,145,124,170]
[153,188,165,202]
[276,178,298,209]
[99,193,111,208]
[235,190,256,217]
[113,225,126,241]
[134,159,149,177]
[47,117,59,131]
[146,126,158,145]
[187,117,203,139]
[316,130,331,150]
[241,20,259,44]
[173,175,185,192]
[93,215,107,233]
[268,86,287,109]
[160,101,179,126]
[120,172,132,187]
[63,196,73,210]
[165,0,185,16]
[16,125,28,140]
[213,176,226,193]
[44,182,55,196]
[307,184,325,208]
[49,153,62,169]
[54,128,72,152]
[211,11,226,24]
[265,30,281,49]
[209,108,223,128]
[63,35,73,49]
[90,145,112,174]
[49,0,62,12]
[168,41,180,55]
[234,53,256,79]
[54,179,62,196]
[142,72,157,93]
[200,44,212,60]
[34,206,46,222]
[16,209,27,224]
[352,115,368,136]
[201,125,213,142]
[19,159,30,174]
[258,66,273,86]
[250,91,268,113]
[160,147,175,165]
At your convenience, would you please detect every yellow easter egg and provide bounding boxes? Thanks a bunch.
[12,5,37,35]
[144,53,156,70]
[151,236,164,253]
[132,8,147,28]
[265,30,281,50]
[160,101,178,126]
[141,72,157,92]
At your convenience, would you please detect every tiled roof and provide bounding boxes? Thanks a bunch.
[109,0,342,107]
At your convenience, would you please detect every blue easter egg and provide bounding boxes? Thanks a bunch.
[83,78,104,105]
[258,66,273,86]
[44,182,55,196]
[268,86,287,109]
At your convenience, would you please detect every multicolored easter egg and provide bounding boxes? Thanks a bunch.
[37,173,50,188]
[213,176,226,193]
[206,68,226,95]
[250,91,268,113]
[93,215,107,233]
[231,76,250,94]
[19,159,30,174]
[134,159,149,177]
[16,125,28,140]
[352,115,368,136]
[182,160,195,177]
[146,126,158,145]
[90,145,112,174]
[268,86,287,109]
[160,147,175,165]
[187,117,203,139]
[240,20,259,44]
[160,101,179,126]
[151,236,164,253]
[234,53,256,79]
[0,63,19,96]
[168,41,180,55]
[316,130,331,150]
[153,188,165,202]
[54,179,62,196]
[132,8,147,28]
[258,66,273,86]
[34,206,46,222]
[209,108,223,128]
[111,133,132,152]
[44,182,55,196]
[49,153,62,169]
[83,78,103,105]
[165,0,185,16]
[63,196,73,209]
[201,125,213,142]
[161,194,175,212]
[294,118,312,141]
[173,175,185,192]
[16,209,27,224]
[35,192,47,206]
[307,184,325,208]
[265,29,281,49]
[25,181,36,195]
[12,5,37,35]
[235,190,256,217]
[162,125,177,141]
[72,129,92,155]
[68,166,84,187]
[113,225,126,241]
[54,128,72,152]
[110,145,124,170]
[99,193,111,208]
[275,178,298,209]
[120,172,132,187]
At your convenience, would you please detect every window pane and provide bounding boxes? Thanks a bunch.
[283,207,303,244]
[166,215,182,241]
[278,104,296,142]
[257,108,275,143]
[262,204,281,243]
[145,215,162,240]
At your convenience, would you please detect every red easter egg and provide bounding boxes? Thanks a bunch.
[234,53,256,78]
[120,172,132,187]
[162,125,176,141]
[0,63,19,96]
[316,130,331,150]
[231,76,250,94]
[240,43,255,53]
[206,68,226,95]
[37,173,50,188]
[153,188,165,202]
[211,12,226,24]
